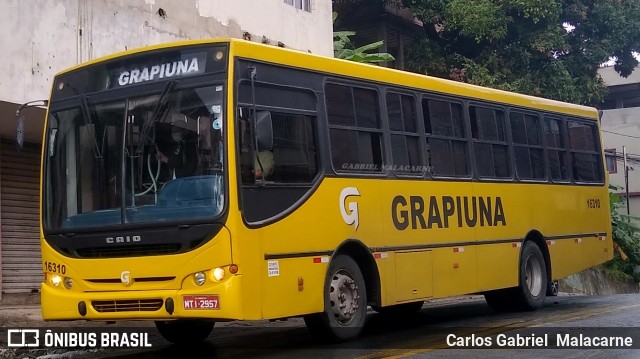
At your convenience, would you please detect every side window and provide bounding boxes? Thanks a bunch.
[423,98,469,176]
[470,106,510,178]
[387,92,423,175]
[237,81,318,185]
[510,111,545,180]
[543,117,569,181]
[567,120,603,182]
[326,83,384,173]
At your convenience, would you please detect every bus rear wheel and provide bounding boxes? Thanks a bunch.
[155,319,215,345]
[304,255,367,342]
[485,241,547,311]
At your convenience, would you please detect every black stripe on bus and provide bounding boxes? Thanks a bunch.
[263,232,607,260]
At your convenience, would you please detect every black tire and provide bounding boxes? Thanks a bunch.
[546,280,559,297]
[513,241,547,310]
[373,301,424,315]
[485,241,547,311]
[303,255,367,342]
[155,319,215,345]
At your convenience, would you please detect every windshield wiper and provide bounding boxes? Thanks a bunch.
[80,95,103,159]
[137,80,178,155]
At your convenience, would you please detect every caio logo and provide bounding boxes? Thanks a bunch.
[339,187,360,230]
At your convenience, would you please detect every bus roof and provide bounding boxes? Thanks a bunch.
[55,38,598,120]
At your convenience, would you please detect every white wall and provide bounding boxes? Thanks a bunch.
[601,108,640,216]
[0,0,333,106]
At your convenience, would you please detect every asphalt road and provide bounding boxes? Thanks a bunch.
[3,294,640,359]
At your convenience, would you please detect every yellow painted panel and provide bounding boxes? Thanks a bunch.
[395,250,433,302]
[476,243,520,291]
[432,246,477,297]
[260,257,327,319]
[547,239,582,279]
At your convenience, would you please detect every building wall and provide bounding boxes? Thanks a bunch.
[0,0,333,113]
[600,108,640,216]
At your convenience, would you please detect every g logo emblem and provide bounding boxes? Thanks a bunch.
[120,270,132,286]
[339,187,360,230]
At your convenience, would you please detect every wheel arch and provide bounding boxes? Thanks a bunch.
[330,238,381,308]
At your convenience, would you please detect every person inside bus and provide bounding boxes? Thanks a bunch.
[156,112,199,179]
[254,150,274,179]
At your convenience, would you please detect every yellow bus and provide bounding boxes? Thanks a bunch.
[32,38,612,343]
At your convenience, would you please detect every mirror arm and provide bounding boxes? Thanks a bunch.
[15,99,49,150]
[15,99,49,116]
[248,66,265,186]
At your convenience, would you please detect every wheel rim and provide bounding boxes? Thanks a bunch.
[525,253,543,297]
[329,269,360,325]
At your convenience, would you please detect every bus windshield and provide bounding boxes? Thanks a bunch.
[44,84,225,232]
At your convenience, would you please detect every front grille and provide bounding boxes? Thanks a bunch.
[86,276,175,284]
[76,244,181,258]
[92,299,164,313]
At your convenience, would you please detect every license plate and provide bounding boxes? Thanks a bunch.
[182,295,220,310]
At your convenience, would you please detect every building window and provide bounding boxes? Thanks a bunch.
[284,0,311,12]
[605,149,617,174]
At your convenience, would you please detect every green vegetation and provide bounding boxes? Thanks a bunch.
[333,12,395,64]
[399,0,640,105]
[605,186,640,282]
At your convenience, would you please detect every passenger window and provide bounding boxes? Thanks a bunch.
[470,106,510,178]
[543,117,569,181]
[510,111,545,180]
[387,93,423,175]
[423,98,468,176]
[326,83,384,173]
[567,120,602,182]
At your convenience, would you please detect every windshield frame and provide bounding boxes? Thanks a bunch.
[43,74,230,235]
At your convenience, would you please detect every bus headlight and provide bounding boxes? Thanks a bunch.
[50,274,62,287]
[63,277,73,290]
[194,272,206,286]
[211,267,225,282]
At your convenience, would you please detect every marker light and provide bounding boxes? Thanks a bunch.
[63,277,73,290]
[211,267,225,282]
[50,275,62,287]
[194,272,206,286]
[229,264,239,274]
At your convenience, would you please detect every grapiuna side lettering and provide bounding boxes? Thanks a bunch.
[392,195,506,230]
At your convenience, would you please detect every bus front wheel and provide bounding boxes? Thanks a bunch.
[155,319,215,345]
[304,254,367,341]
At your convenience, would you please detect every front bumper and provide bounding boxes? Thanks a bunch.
[41,275,244,321]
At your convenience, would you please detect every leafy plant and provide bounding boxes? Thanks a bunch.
[604,185,640,282]
[400,0,640,105]
[333,12,396,64]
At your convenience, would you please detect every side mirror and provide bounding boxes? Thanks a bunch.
[16,113,25,150]
[255,111,273,151]
[15,99,48,151]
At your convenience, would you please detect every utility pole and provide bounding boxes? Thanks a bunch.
[624,146,630,215]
